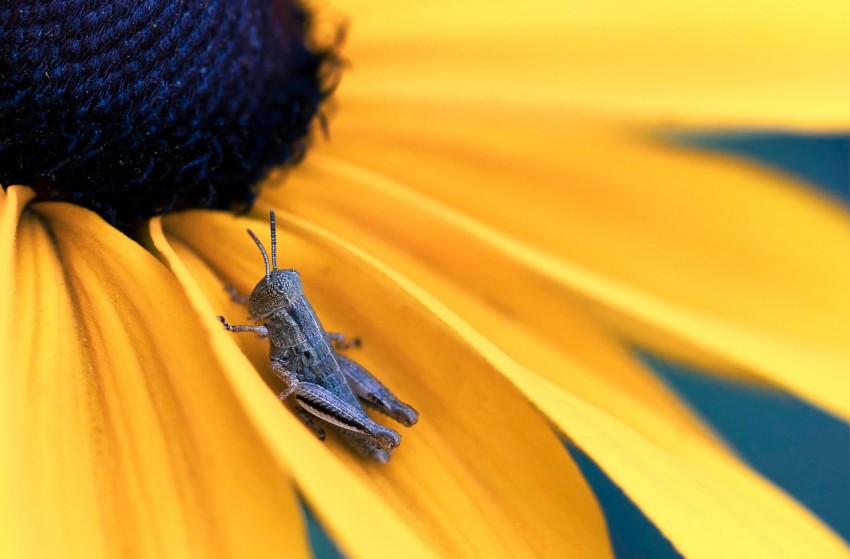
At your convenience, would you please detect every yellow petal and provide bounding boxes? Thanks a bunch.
[294,104,850,421]
[274,151,845,554]
[0,186,35,555]
[146,217,440,559]
[333,0,850,128]
[258,182,849,557]
[0,185,35,363]
[157,209,614,558]
[264,153,715,445]
[1,192,310,558]
[523,377,850,559]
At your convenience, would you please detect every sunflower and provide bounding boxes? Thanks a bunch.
[2,1,849,558]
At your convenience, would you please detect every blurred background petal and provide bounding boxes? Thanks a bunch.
[330,0,850,128]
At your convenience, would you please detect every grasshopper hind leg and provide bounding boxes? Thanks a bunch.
[284,384,392,464]
[335,429,392,463]
[289,381,401,450]
[336,354,419,427]
[293,410,393,462]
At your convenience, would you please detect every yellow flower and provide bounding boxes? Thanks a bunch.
[3,1,849,557]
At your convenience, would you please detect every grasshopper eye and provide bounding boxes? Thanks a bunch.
[268,278,289,295]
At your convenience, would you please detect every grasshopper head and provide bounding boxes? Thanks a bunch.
[248,269,303,319]
[244,210,302,319]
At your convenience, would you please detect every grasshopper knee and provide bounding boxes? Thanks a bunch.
[371,425,401,449]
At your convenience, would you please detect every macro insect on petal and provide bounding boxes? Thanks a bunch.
[218,211,418,462]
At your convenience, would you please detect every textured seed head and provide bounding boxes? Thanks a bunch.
[0,0,339,229]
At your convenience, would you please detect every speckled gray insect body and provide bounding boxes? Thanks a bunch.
[219,211,418,462]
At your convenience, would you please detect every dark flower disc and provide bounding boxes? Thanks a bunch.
[0,1,334,227]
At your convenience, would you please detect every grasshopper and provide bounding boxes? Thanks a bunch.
[218,211,418,462]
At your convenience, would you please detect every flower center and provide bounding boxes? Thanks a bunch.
[0,0,335,227]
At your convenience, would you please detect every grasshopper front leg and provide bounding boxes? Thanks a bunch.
[218,316,268,338]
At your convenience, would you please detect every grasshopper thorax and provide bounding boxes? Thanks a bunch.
[244,210,303,319]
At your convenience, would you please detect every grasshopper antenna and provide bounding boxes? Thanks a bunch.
[247,229,270,279]
[270,210,278,271]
